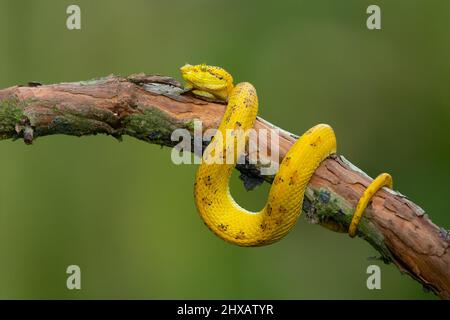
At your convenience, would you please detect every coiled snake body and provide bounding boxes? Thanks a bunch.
[181,64,393,247]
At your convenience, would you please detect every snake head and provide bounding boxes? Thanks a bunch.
[180,63,234,101]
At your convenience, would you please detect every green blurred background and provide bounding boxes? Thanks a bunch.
[0,0,449,299]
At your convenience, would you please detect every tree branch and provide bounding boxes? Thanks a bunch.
[0,74,449,299]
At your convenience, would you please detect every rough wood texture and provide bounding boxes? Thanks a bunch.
[0,74,448,299]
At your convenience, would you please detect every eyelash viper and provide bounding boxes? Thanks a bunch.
[180,63,393,246]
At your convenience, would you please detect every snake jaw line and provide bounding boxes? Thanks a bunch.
[180,64,234,101]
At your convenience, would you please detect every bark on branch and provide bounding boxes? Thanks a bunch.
[0,74,448,299]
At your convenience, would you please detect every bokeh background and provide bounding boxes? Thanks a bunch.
[0,0,449,299]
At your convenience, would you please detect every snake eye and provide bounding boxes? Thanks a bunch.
[200,64,207,72]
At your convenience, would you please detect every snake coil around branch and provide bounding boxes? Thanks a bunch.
[0,72,448,299]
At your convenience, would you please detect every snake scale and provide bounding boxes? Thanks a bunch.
[180,64,393,247]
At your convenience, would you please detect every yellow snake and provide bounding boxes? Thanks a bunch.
[180,64,393,247]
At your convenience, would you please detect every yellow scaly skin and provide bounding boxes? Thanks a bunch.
[348,173,393,237]
[180,63,393,246]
